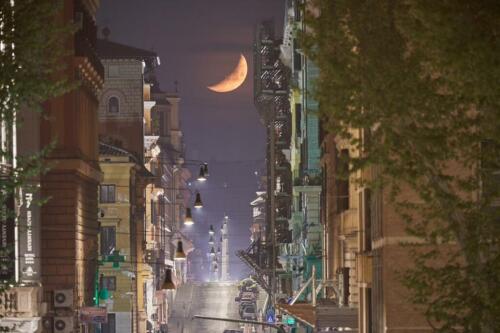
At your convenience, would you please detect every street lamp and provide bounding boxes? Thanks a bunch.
[161,267,176,290]
[193,192,203,209]
[197,165,207,182]
[202,163,209,177]
[174,240,187,261]
[184,207,194,226]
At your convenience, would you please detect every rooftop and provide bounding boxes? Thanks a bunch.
[99,142,137,163]
[96,39,159,63]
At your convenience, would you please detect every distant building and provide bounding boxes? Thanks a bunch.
[97,36,192,333]
[220,216,229,281]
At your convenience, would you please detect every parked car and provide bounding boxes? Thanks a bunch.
[223,330,243,333]
[241,303,257,321]
[239,301,257,316]
[235,291,256,302]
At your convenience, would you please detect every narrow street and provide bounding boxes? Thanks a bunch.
[168,282,241,333]
[2,1,497,333]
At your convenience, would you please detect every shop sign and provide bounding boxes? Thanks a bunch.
[80,307,108,324]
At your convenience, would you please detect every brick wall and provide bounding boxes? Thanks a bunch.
[41,171,99,307]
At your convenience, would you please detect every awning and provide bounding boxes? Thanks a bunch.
[276,303,315,328]
[276,302,358,331]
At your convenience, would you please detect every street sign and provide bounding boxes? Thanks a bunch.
[266,307,275,323]
[80,307,108,324]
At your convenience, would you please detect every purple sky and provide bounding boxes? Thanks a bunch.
[97,0,284,279]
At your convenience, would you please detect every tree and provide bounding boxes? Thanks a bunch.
[303,0,500,331]
[0,0,73,283]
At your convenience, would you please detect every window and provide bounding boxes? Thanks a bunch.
[364,188,372,252]
[101,313,116,333]
[295,103,302,138]
[366,288,373,333]
[100,276,116,291]
[100,226,116,256]
[151,110,164,136]
[108,96,119,113]
[293,41,302,71]
[100,185,116,203]
[337,149,350,213]
[151,199,157,224]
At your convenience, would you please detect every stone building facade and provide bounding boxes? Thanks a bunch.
[39,0,104,332]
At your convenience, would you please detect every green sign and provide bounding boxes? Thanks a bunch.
[283,315,296,326]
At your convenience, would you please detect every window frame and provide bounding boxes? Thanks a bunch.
[100,275,117,291]
[100,184,116,204]
[107,96,120,114]
[100,226,116,256]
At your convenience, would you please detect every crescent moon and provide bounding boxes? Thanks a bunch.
[208,54,248,93]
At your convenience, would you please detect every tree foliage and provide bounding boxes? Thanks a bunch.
[0,0,72,214]
[303,0,500,331]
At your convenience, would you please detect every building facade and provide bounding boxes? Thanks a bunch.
[98,143,142,333]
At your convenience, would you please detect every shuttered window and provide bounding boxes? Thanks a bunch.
[100,226,116,256]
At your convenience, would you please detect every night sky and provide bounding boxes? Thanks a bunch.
[97,0,284,279]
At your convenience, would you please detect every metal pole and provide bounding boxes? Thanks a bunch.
[312,265,316,307]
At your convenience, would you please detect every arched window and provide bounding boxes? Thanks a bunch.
[108,96,119,113]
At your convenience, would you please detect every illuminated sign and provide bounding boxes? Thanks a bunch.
[18,184,40,282]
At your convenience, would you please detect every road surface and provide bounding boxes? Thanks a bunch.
[168,281,245,333]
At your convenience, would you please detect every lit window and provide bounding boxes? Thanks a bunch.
[108,96,119,113]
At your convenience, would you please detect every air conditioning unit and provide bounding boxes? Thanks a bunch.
[53,290,73,308]
[54,316,73,333]
[42,317,54,332]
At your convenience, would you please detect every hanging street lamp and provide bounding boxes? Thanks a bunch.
[193,192,203,209]
[197,165,207,182]
[184,207,194,225]
[174,240,187,261]
[203,163,209,177]
[161,267,176,290]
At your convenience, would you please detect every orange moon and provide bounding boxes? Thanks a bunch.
[208,54,248,93]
